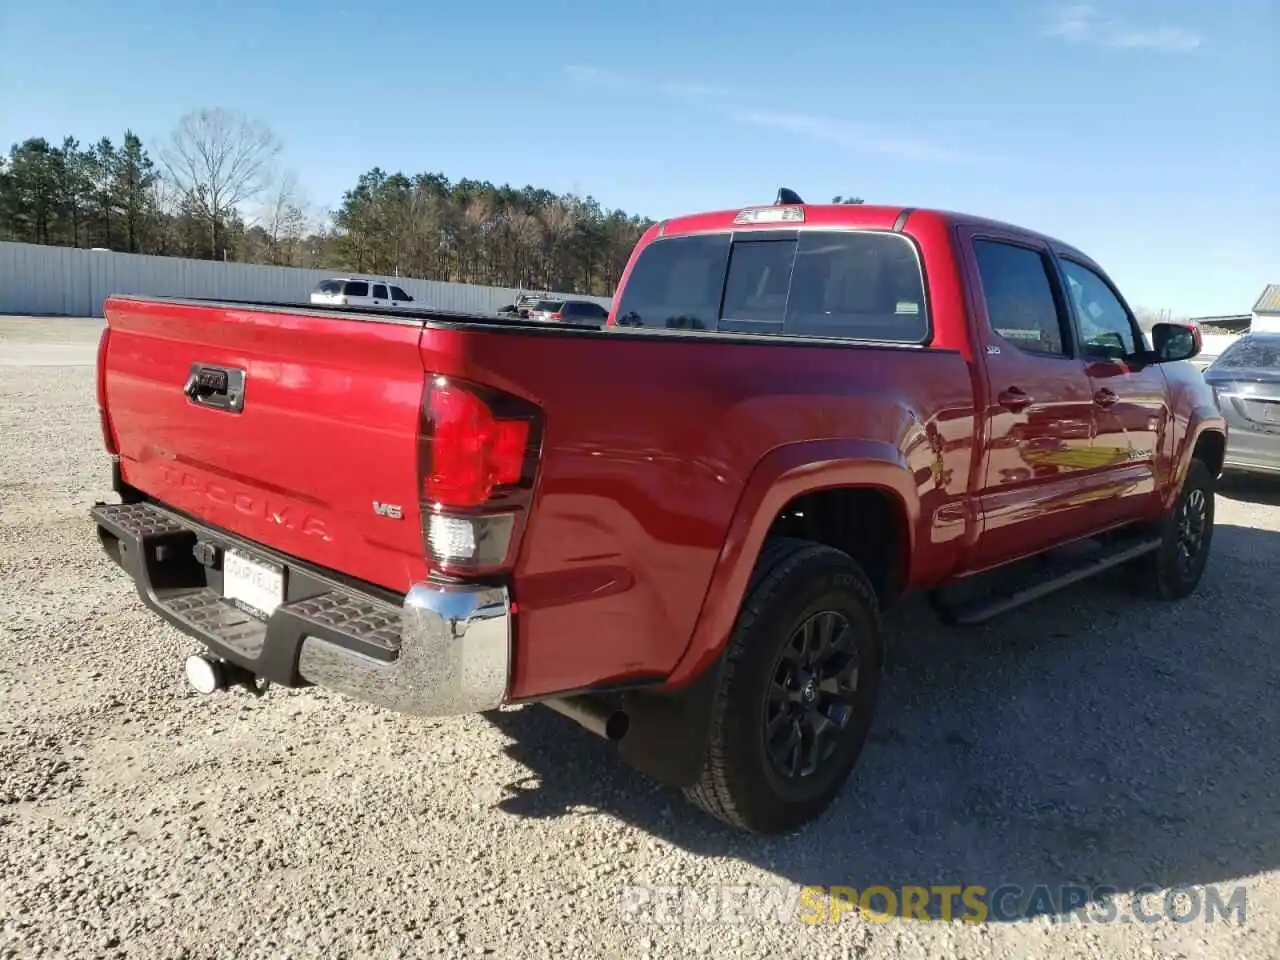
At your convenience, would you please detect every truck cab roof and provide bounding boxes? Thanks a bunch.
[654,202,1093,265]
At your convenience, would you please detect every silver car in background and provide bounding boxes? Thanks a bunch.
[524,299,565,321]
[1204,332,1280,476]
[525,299,611,325]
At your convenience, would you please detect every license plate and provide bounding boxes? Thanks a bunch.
[222,548,284,618]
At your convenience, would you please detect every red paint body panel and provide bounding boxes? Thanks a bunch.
[98,203,1225,704]
[421,329,977,699]
[1159,360,1228,508]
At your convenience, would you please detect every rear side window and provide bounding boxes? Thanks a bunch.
[372,284,389,299]
[317,280,343,294]
[613,231,927,342]
[971,240,1067,357]
[1213,336,1280,371]
[343,281,369,298]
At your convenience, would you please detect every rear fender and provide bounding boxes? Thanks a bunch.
[664,439,919,688]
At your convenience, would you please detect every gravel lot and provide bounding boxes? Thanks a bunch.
[1,315,1277,959]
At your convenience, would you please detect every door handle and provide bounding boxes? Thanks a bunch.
[1094,388,1119,408]
[997,387,1033,412]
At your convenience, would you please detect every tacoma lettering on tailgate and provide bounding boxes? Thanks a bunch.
[159,465,333,542]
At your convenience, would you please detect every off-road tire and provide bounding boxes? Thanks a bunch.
[1129,458,1215,600]
[683,538,882,834]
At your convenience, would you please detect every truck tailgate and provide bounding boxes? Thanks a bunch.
[102,298,428,592]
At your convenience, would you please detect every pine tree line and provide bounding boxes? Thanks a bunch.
[0,109,654,297]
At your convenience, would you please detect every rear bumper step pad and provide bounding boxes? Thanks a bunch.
[91,501,511,716]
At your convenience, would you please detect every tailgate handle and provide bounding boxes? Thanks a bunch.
[184,364,245,413]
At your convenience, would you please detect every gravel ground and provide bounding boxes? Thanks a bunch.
[1,315,1277,959]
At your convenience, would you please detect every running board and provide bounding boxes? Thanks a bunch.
[938,536,1161,626]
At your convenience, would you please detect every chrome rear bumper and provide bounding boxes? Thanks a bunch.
[297,582,511,716]
[91,500,511,716]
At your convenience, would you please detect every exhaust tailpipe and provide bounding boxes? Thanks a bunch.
[544,696,630,741]
[185,654,226,694]
[184,654,258,695]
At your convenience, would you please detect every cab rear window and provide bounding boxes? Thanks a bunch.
[614,230,928,343]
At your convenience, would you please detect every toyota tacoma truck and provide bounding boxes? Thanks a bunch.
[91,192,1225,834]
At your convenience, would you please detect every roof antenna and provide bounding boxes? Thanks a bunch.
[775,187,804,205]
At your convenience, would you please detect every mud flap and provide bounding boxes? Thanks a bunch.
[614,652,726,789]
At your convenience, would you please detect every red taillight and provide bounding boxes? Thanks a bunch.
[418,377,541,574]
[424,381,531,508]
[96,326,118,456]
[550,312,562,321]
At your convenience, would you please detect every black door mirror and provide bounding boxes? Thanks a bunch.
[1151,322,1201,363]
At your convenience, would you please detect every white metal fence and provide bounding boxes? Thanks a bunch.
[0,241,611,318]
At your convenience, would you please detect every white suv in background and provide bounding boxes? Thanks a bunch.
[310,278,416,308]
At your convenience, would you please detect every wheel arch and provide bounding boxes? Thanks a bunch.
[1165,406,1227,510]
[664,439,920,689]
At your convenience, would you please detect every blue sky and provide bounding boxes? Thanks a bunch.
[1,0,1275,315]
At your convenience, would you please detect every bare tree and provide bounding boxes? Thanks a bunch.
[1134,306,1188,333]
[262,170,308,266]
[161,108,282,260]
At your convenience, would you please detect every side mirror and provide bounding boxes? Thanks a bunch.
[1151,322,1201,363]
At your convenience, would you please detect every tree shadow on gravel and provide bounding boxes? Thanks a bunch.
[484,521,1280,922]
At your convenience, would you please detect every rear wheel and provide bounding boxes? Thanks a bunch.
[684,538,882,834]
[1129,458,1215,600]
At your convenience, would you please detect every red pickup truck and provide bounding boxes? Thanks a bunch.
[92,192,1225,834]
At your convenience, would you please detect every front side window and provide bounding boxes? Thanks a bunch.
[1060,260,1139,361]
[612,230,927,342]
[390,285,412,301]
[972,240,1068,358]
